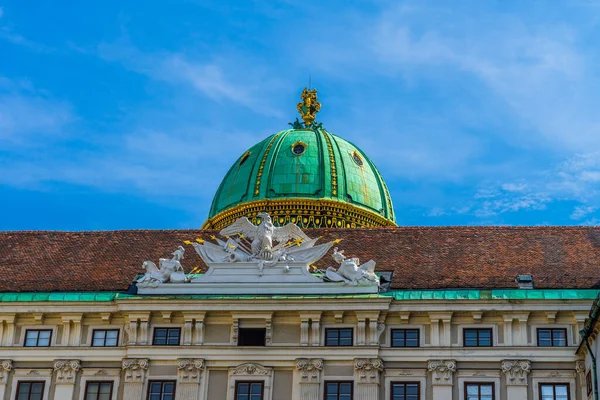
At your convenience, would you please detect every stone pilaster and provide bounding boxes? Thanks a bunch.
[0,360,13,400]
[53,359,80,399]
[296,358,323,400]
[122,358,149,400]
[176,359,205,400]
[576,360,587,400]
[428,360,456,399]
[354,358,383,400]
[231,317,239,345]
[502,359,530,400]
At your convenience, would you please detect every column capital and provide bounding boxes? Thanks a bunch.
[576,360,586,375]
[177,358,205,384]
[501,359,531,386]
[53,359,81,384]
[296,358,323,383]
[427,360,456,385]
[0,360,12,384]
[354,358,384,384]
[122,358,149,383]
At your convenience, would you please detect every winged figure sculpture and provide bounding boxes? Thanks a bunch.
[220,212,310,260]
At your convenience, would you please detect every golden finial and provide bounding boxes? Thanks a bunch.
[296,88,321,127]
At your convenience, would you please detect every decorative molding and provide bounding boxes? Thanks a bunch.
[547,371,561,379]
[265,319,272,346]
[296,358,323,383]
[232,363,271,376]
[354,358,384,384]
[502,360,530,386]
[472,371,487,377]
[95,370,108,376]
[0,360,12,383]
[177,359,205,384]
[231,318,239,345]
[575,360,586,375]
[122,358,149,383]
[428,360,456,385]
[396,370,413,376]
[27,370,40,376]
[53,359,81,384]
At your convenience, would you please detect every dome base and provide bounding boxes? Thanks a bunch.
[202,198,396,229]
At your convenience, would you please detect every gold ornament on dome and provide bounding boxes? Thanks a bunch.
[297,88,321,127]
[202,198,396,230]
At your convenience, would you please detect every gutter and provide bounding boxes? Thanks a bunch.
[578,293,600,400]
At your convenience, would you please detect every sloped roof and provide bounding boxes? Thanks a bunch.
[1,227,599,292]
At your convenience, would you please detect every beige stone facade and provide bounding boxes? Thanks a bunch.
[0,295,592,399]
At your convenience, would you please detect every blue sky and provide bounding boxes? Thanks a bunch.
[1,0,600,230]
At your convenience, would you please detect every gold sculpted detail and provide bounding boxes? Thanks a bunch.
[297,88,321,126]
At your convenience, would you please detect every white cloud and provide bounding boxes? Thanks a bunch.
[571,205,596,220]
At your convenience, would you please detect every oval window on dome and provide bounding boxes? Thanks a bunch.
[239,151,251,166]
[351,151,364,166]
[291,141,307,156]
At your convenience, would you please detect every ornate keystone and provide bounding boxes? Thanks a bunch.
[0,360,12,384]
[428,360,456,384]
[501,360,531,385]
[232,363,270,376]
[53,360,81,383]
[122,358,149,383]
[354,358,384,384]
[177,359,205,384]
[296,358,323,383]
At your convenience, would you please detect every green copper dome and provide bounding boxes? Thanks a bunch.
[202,127,396,229]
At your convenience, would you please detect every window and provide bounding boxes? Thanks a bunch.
[234,381,264,400]
[291,141,307,156]
[537,329,567,347]
[587,371,593,396]
[92,329,119,347]
[539,383,569,400]
[24,330,52,347]
[15,381,45,400]
[391,329,419,347]
[238,328,266,346]
[147,381,176,400]
[325,381,352,400]
[325,328,353,346]
[465,382,494,400]
[463,328,492,347]
[152,328,180,346]
[391,382,419,400]
[85,381,113,400]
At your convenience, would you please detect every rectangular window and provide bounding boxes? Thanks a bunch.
[234,381,264,400]
[325,328,353,346]
[325,381,353,400]
[391,382,419,400]
[24,330,52,347]
[15,381,45,400]
[587,371,593,396]
[92,329,119,347]
[539,383,569,400]
[84,381,113,400]
[465,382,494,400]
[537,329,567,347]
[391,329,420,347]
[463,328,492,347]
[147,380,176,400]
[152,328,180,346]
[238,328,266,346]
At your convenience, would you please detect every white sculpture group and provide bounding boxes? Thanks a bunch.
[136,212,379,289]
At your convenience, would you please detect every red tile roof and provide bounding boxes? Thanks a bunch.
[1,227,599,292]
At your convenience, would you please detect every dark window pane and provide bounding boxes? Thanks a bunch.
[538,329,552,346]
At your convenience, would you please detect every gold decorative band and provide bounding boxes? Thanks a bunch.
[202,198,396,230]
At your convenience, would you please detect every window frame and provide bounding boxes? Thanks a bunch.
[538,382,571,400]
[23,329,53,347]
[324,380,354,400]
[463,328,493,347]
[390,329,420,348]
[464,382,495,400]
[15,381,46,400]
[233,380,265,400]
[390,381,420,400]
[152,327,181,346]
[91,329,120,347]
[84,380,114,400]
[325,328,354,347]
[146,380,177,400]
[536,328,568,347]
